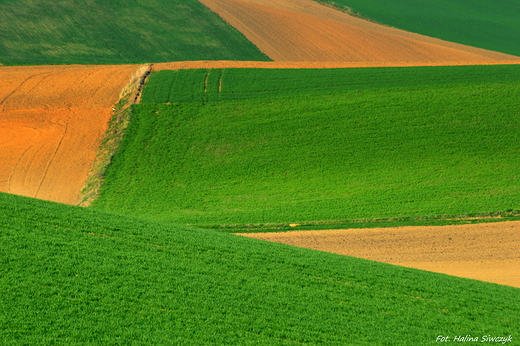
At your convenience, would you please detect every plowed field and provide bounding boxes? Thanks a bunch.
[0,65,139,204]
[198,0,520,64]
[238,221,520,288]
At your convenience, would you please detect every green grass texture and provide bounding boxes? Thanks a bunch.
[318,0,520,56]
[0,0,268,65]
[1,191,519,345]
[92,65,520,228]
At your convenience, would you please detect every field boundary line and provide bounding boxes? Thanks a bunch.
[78,64,152,207]
[206,210,520,233]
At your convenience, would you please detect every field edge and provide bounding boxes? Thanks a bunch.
[203,210,520,233]
[78,64,152,207]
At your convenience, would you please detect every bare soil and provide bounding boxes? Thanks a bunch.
[198,0,520,64]
[0,64,139,204]
[154,60,520,71]
[237,221,520,288]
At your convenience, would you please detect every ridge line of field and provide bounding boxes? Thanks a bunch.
[236,220,520,288]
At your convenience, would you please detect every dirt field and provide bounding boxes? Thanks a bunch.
[237,221,520,288]
[154,60,520,71]
[0,64,140,204]
[198,0,520,64]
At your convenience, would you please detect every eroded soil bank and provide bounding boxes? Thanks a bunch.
[237,221,520,288]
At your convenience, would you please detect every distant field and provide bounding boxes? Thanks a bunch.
[320,0,520,56]
[2,191,519,344]
[0,0,268,65]
[92,65,520,228]
[197,0,520,63]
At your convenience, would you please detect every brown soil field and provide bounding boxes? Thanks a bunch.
[197,0,520,64]
[154,59,520,71]
[0,64,140,204]
[237,221,520,288]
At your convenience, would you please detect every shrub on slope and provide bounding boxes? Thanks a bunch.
[1,192,519,344]
[320,0,520,56]
[0,0,268,65]
[94,65,520,226]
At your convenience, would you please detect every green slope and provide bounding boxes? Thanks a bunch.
[318,0,520,56]
[1,191,518,344]
[93,65,520,228]
[0,0,269,65]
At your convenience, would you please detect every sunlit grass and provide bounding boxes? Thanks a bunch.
[93,65,520,227]
[0,0,268,65]
[2,192,519,344]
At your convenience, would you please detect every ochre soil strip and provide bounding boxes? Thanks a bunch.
[237,221,520,288]
[197,0,520,64]
[154,60,520,71]
[0,65,139,204]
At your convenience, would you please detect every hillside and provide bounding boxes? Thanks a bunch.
[198,0,520,63]
[92,65,520,227]
[0,64,142,204]
[0,0,268,65]
[1,191,519,344]
[321,0,520,57]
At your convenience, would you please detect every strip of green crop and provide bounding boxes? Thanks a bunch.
[93,65,520,228]
[1,191,519,344]
[0,0,269,65]
[315,0,520,56]
[142,65,520,104]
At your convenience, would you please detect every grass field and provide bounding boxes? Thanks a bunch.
[92,65,520,229]
[319,0,520,57]
[1,191,518,344]
[0,0,268,65]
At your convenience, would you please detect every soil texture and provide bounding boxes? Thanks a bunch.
[0,65,138,204]
[197,0,520,63]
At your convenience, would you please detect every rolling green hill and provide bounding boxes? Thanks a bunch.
[318,0,520,57]
[92,65,520,228]
[0,0,268,65]
[1,191,519,344]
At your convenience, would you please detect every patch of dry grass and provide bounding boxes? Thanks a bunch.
[78,64,151,207]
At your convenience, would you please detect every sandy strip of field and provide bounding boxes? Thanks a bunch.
[197,0,520,64]
[153,60,520,71]
[237,221,520,288]
[0,65,140,204]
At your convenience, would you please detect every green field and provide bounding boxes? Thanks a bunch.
[318,0,520,56]
[92,65,520,229]
[0,0,268,65]
[1,191,518,344]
